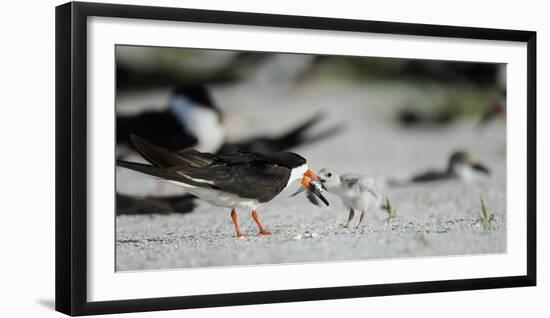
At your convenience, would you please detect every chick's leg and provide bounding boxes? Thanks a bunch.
[344,208,355,228]
[356,210,366,228]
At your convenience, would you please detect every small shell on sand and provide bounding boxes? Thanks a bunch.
[292,231,319,240]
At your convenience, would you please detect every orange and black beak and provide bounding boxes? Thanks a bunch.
[298,169,329,206]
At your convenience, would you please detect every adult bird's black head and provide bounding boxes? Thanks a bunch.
[171,84,219,113]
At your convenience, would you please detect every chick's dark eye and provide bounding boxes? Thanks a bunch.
[327,173,332,177]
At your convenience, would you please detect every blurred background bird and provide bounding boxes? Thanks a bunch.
[117,84,341,157]
[117,85,223,155]
[388,150,490,186]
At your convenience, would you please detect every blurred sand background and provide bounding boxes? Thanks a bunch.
[115,48,505,271]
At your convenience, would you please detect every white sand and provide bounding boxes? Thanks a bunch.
[115,81,506,271]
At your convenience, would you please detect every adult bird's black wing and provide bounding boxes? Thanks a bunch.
[117,160,219,189]
[117,135,220,188]
[130,134,214,167]
[174,150,292,202]
[120,135,292,202]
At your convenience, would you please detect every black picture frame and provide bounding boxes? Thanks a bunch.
[55,1,537,316]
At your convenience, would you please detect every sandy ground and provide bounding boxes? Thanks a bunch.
[115,80,506,271]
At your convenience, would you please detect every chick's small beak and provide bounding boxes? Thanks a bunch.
[318,178,328,191]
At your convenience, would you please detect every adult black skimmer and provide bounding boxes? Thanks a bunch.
[117,85,340,155]
[388,150,490,186]
[117,135,328,237]
[293,169,383,228]
[117,85,224,153]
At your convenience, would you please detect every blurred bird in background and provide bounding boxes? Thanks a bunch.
[388,150,490,186]
[117,84,341,157]
[396,107,459,128]
[117,85,223,154]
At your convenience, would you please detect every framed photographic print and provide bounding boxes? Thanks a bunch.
[55,1,536,316]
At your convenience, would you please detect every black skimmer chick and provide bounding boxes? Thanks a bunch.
[117,135,328,237]
[388,150,490,186]
[292,169,383,228]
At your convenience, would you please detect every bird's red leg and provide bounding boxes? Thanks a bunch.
[251,209,272,235]
[230,209,246,237]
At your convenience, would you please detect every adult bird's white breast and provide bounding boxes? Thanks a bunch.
[286,163,309,188]
[165,180,260,210]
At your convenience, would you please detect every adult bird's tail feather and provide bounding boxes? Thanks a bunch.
[130,134,216,168]
[117,159,218,189]
[116,160,177,180]
[130,134,185,167]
